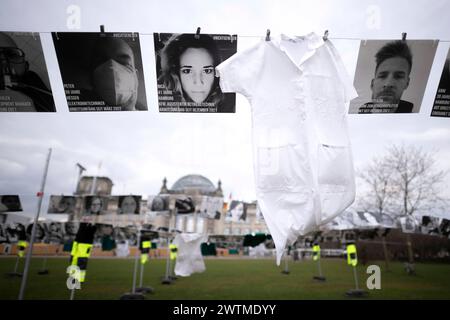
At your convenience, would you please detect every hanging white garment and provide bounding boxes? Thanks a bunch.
[216,32,357,265]
[173,233,208,277]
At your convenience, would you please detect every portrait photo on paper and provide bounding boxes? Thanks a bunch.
[52,32,147,112]
[0,32,55,112]
[153,32,237,113]
[349,39,437,114]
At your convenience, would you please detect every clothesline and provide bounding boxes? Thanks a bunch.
[25,31,450,42]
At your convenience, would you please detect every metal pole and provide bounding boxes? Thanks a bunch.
[70,287,75,300]
[139,261,144,288]
[381,236,390,270]
[13,255,20,273]
[352,265,359,290]
[284,252,289,272]
[41,255,47,271]
[318,257,323,277]
[163,207,177,283]
[131,226,141,294]
[18,148,52,300]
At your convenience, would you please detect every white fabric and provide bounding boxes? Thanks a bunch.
[216,32,357,265]
[249,243,269,257]
[115,242,129,257]
[173,233,207,277]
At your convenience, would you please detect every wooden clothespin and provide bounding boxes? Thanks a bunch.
[323,30,329,41]
[402,32,407,41]
[265,29,271,41]
[195,27,201,39]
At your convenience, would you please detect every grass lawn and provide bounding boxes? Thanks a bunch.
[1,257,450,300]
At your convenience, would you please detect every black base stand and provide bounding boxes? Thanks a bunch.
[38,269,49,275]
[119,293,146,300]
[135,286,154,294]
[161,277,172,285]
[6,272,22,277]
[345,289,368,297]
[281,270,290,275]
[313,276,326,281]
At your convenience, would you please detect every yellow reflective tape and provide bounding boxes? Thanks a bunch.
[75,243,93,258]
[347,244,357,267]
[71,241,78,256]
[142,241,151,249]
[18,240,27,248]
[169,244,177,260]
[79,270,86,283]
[140,254,148,265]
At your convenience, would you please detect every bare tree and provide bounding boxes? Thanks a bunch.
[358,144,448,272]
[385,144,447,216]
[357,156,396,218]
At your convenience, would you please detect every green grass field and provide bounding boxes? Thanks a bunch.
[1,257,450,300]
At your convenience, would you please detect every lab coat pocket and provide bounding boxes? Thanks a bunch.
[318,143,353,187]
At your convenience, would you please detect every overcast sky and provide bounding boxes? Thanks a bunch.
[0,0,449,220]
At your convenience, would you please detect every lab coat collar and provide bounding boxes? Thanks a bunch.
[272,32,325,71]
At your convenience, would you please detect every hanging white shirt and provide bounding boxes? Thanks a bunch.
[216,32,357,265]
[173,233,208,277]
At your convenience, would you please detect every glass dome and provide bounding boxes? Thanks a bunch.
[171,174,216,194]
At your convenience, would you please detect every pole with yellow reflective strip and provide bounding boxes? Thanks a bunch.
[140,240,151,265]
[347,243,358,267]
[70,242,93,283]
[312,244,320,261]
[169,244,177,261]
[17,240,28,258]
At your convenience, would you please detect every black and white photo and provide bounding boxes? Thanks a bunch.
[0,32,55,112]
[349,39,437,114]
[197,196,223,219]
[0,195,22,212]
[154,32,237,113]
[52,32,147,112]
[431,48,450,117]
[83,195,108,215]
[26,222,47,243]
[118,195,141,215]
[174,195,195,214]
[225,200,247,223]
[47,195,77,214]
[399,215,419,234]
[148,194,170,213]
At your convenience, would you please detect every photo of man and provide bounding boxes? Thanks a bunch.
[52,32,147,112]
[0,32,55,112]
[349,39,437,114]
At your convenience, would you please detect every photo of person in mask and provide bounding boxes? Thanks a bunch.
[52,32,147,112]
[88,37,144,111]
[0,32,55,112]
[154,32,237,113]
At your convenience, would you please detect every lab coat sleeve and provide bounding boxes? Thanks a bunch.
[215,41,264,99]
